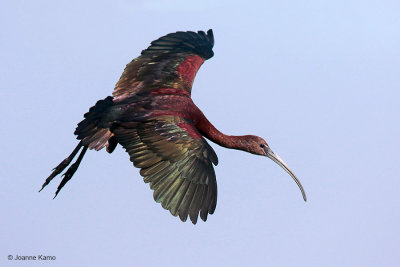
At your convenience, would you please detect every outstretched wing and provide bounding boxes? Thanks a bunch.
[113,117,219,224]
[113,29,214,100]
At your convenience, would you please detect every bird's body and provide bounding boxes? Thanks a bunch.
[41,29,306,224]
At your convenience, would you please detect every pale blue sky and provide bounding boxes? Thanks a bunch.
[1,0,399,266]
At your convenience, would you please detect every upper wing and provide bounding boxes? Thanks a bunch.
[113,117,219,224]
[112,30,214,100]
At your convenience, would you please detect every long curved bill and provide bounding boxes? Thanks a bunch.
[264,148,307,201]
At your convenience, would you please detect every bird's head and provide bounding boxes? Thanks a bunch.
[243,135,307,201]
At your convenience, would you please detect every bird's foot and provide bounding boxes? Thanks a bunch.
[39,158,72,192]
[52,146,88,198]
[53,162,79,199]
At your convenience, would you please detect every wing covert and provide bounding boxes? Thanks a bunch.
[113,117,218,224]
[112,30,214,100]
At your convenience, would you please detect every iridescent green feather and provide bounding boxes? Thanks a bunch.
[114,118,218,224]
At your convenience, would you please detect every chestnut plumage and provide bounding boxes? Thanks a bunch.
[40,29,306,224]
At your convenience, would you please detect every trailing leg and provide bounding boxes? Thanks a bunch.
[53,146,88,198]
[41,96,116,197]
[39,142,83,192]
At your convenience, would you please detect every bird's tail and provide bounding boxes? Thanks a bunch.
[40,96,117,198]
[74,96,117,152]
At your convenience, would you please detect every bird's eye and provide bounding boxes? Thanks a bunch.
[260,144,266,148]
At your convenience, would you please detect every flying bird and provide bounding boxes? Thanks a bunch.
[40,29,306,224]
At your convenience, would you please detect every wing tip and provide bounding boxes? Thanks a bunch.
[141,29,215,59]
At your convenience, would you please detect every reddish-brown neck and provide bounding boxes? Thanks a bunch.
[195,111,249,152]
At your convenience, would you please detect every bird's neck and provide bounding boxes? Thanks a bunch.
[195,112,249,152]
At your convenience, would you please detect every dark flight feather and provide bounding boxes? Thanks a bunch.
[142,30,214,59]
[114,118,218,224]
